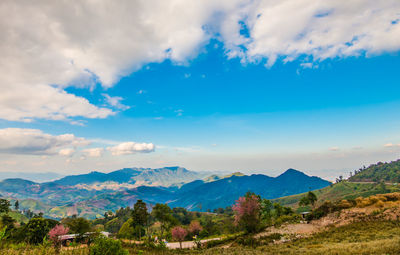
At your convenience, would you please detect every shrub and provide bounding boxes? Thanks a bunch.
[90,237,128,255]
[235,235,260,247]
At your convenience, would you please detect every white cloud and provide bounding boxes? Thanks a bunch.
[226,0,400,65]
[82,147,104,158]
[1,1,399,122]
[102,94,130,110]
[0,128,89,155]
[59,148,75,157]
[107,142,155,156]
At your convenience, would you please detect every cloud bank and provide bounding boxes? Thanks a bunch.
[0,128,88,155]
[1,0,399,121]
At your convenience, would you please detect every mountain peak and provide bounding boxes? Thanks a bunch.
[278,169,307,177]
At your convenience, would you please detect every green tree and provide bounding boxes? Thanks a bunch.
[299,191,318,208]
[14,200,19,211]
[0,199,10,214]
[64,217,91,240]
[261,199,273,222]
[131,200,149,240]
[24,217,51,244]
[152,203,175,238]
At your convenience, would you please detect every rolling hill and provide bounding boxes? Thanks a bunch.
[0,167,331,219]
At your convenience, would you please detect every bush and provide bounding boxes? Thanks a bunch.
[90,237,128,255]
[235,235,260,247]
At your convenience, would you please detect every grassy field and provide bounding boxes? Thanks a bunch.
[272,181,400,211]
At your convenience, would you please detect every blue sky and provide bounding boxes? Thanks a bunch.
[1,1,400,180]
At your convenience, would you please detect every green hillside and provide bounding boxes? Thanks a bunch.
[272,181,400,211]
[349,159,400,183]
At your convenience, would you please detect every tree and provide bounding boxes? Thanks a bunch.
[299,191,318,208]
[151,203,175,238]
[307,191,317,206]
[0,214,15,238]
[188,220,203,236]
[49,224,69,253]
[0,199,10,214]
[64,217,91,241]
[260,199,273,221]
[171,226,187,249]
[14,200,19,211]
[131,200,149,240]
[232,193,261,233]
[24,217,51,244]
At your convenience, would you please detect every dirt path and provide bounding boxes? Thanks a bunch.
[121,237,221,249]
[166,237,221,249]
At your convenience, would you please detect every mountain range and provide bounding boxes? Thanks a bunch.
[0,167,330,219]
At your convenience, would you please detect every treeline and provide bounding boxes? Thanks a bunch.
[349,159,400,183]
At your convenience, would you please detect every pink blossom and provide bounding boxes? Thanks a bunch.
[232,195,260,225]
[48,224,69,245]
[189,220,203,235]
[171,226,187,248]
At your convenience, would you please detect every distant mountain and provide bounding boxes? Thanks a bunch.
[0,172,63,182]
[0,167,330,219]
[169,169,330,210]
[54,166,205,188]
[349,159,400,183]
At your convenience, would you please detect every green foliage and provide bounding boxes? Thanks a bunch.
[131,200,149,240]
[63,217,91,238]
[22,217,52,244]
[299,191,318,207]
[90,236,128,255]
[349,159,400,183]
[117,218,144,239]
[132,200,148,227]
[0,199,10,214]
[152,203,176,237]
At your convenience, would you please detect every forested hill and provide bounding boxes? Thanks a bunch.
[349,159,400,183]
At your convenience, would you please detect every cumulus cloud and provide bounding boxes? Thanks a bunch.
[107,142,155,155]
[0,128,89,155]
[102,94,130,110]
[1,0,399,122]
[82,147,104,157]
[58,148,75,157]
[329,146,340,151]
[227,0,400,65]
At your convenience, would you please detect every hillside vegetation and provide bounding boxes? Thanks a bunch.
[272,181,400,210]
[348,159,400,183]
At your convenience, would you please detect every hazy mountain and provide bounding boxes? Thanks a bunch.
[0,172,63,182]
[0,168,330,219]
[54,166,205,188]
[169,169,330,210]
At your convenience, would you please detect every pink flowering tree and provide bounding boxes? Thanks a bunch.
[188,220,203,236]
[48,224,69,252]
[232,192,261,233]
[171,226,187,249]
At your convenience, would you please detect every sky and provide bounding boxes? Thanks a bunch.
[0,0,400,180]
